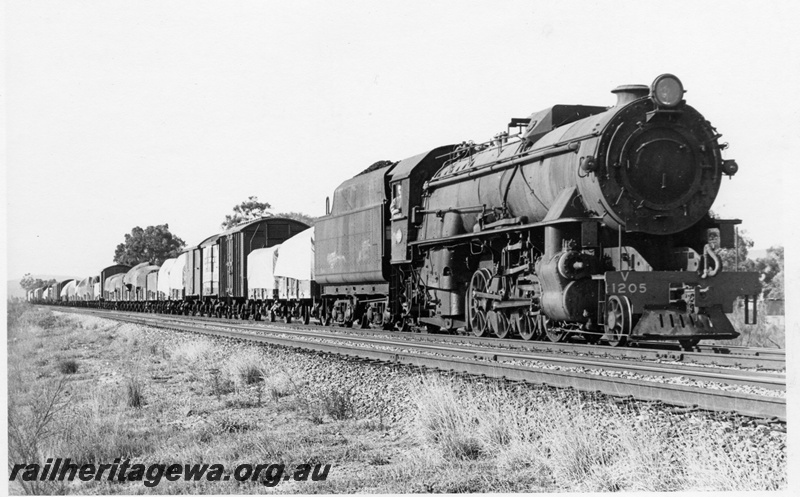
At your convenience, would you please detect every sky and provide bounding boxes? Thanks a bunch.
[4,0,800,280]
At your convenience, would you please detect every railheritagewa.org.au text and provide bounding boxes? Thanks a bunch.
[9,458,331,487]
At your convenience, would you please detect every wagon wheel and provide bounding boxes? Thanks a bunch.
[679,338,700,350]
[283,307,292,324]
[467,268,492,337]
[493,311,513,339]
[515,310,535,340]
[542,315,570,342]
[605,295,632,347]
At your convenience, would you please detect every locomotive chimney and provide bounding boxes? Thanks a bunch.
[611,84,649,106]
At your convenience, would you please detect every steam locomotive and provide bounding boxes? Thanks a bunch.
[33,74,760,348]
[315,74,760,347]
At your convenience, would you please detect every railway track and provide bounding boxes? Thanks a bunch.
[54,305,785,371]
[55,307,786,422]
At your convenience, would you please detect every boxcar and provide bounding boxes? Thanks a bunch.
[186,216,308,317]
[100,264,131,304]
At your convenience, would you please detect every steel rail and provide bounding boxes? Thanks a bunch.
[143,312,787,369]
[57,306,785,370]
[59,308,786,421]
[132,312,784,390]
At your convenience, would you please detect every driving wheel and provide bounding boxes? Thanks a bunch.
[542,315,569,342]
[515,310,535,340]
[605,295,632,347]
[467,268,492,337]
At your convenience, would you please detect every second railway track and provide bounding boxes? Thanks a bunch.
[57,307,787,423]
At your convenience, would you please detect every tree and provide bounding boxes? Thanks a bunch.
[113,224,186,266]
[221,196,272,230]
[716,229,756,272]
[19,274,56,291]
[274,211,317,227]
[221,196,316,229]
[756,246,784,299]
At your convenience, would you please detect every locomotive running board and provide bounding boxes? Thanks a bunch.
[409,216,602,247]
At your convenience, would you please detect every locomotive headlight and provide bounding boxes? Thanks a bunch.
[650,74,684,107]
[722,159,739,176]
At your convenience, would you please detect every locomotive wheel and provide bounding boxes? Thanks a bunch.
[542,316,569,342]
[472,310,488,337]
[467,268,492,337]
[605,295,632,347]
[494,311,512,339]
[515,311,535,340]
[394,317,410,332]
[582,330,603,344]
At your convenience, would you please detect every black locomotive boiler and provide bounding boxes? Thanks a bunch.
[315,74,760,347]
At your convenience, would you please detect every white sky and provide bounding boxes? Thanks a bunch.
[4,0,800,280]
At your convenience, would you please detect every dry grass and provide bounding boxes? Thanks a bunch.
[718,298,785,349]
[410,378,786,492]
[7,307,399,494]
[7,305,786,494]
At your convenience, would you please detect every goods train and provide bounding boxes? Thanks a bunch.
[30,74,761,348]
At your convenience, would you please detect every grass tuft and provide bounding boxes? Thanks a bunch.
[225,349,266,388]
[216,413,255,433]
[126,377,145,408]
[412,381,484,460]
[58,359,79,374]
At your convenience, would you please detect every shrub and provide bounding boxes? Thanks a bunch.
[208,368,235,400]
[7,376,69,494]
[6,300,28,329]
[321,388,355,421]
[37,313,59,330]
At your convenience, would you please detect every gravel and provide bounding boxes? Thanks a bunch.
[59,311,788,490]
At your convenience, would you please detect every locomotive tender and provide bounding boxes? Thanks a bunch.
[315,74,760,346]
[33,74,760,347]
